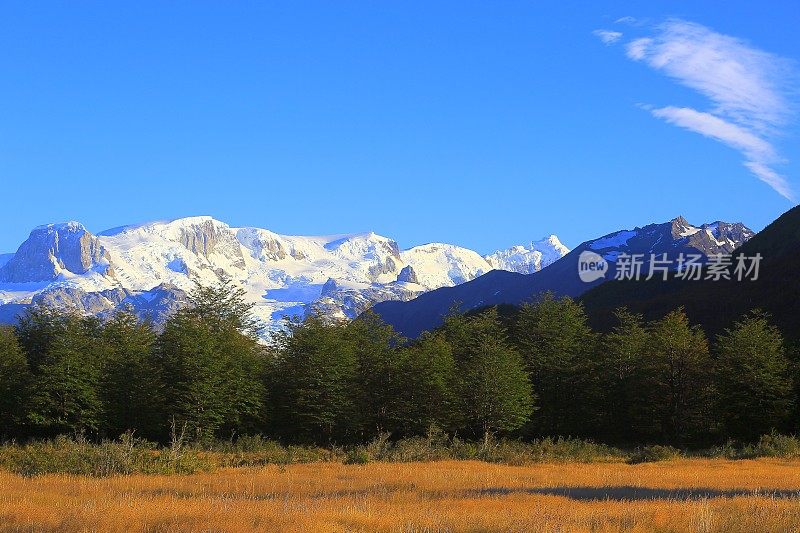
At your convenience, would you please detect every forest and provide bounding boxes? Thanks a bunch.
[0,280,796,449]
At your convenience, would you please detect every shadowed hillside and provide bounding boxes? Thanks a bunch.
[580,205,800,339]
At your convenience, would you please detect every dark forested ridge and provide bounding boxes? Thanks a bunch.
[1,279,797,449]
[580,205,800,339]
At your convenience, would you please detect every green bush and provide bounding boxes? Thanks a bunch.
[753,432,800,458]
[339,433,625,465]
[627,445,682,464]
[11,432,800,477]
[699,434,800,460]
[203,435,343,467]
[0,434,211,477]
[467,437,624,465]
[702,440,747,460]
[344,448,371,465]
[450,437,480,461]
[363,427,454,463]
[387,436,454,462]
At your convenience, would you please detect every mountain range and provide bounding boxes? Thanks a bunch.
[0,216,568,332]
[580,206,800,340]
[0,214,761,339]
[370,217,754,338]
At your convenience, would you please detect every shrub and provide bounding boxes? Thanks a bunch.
[334,433,625,465]
[344,448,370,465]
[201,436,343,467]
[627,445,682,464]
[753,432,800,458]
[0,434,211,477]
[702,440,747,460]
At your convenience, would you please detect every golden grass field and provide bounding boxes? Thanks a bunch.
[2,459,800,532]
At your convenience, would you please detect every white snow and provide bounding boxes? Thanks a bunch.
[34,221,85,232]
[485,235,569,274]
[705,228,727,247]
[0,216,569,331]
[401,243,493,287]
[588,230,637,250]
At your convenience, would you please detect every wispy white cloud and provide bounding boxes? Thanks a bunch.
[593,29,622,45]
[650,106,776,161]
[650,106,793,199]
[626,20,792,132]
[744,162,794,201]
[626,38,652,60]
[611,19,797,201]
[615,16,638,25]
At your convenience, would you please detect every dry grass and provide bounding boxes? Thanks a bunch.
[1,459,800,532]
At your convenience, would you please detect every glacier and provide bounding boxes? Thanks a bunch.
[0,216,569,334]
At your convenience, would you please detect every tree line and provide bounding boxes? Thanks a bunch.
[0,282,796,447]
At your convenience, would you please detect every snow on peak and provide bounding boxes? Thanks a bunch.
[33,221,86,233]
[485,235,570,275]
[534,233,569,249]
[323,232,401,263]
[588,230,638,251]
[586,217,753,257]
[401,243,492,287]
[98,216,224,237]
[671,216,701,238]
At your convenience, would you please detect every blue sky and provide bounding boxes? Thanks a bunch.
[1,1,798,254]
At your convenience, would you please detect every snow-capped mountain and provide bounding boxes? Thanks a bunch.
[0,216,568,332]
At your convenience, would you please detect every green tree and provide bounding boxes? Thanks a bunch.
[786,340,800,433]
[439,306,472,362]
[158,282,266,440]
[0,327,31,437]
[16,305,66,373]
[184,279,262,338]
[645,309,714,443]
[215,320,267,436]
[22,312,102,436]
[268,315,359,443]
[513,294,599,437]
[389,332,459,436]
[459,309,534,445]
[158,314,227,440]
[98,312,162,439]
[597,308,652,443]
[715,311,794,440]
[346,311,405,439]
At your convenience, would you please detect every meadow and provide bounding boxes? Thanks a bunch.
[2,458,800,532]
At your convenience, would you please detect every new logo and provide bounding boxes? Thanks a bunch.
[578,251,608,283]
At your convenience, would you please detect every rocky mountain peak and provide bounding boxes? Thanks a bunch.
[0,222,110,283]
[669,216,697,238]
[396,265,419,284]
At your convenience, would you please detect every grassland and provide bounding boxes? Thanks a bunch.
[2,459,800,532]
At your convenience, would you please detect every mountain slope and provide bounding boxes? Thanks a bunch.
[0,217,568,333]
[370,217,753,338]
[580,206,800,338]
